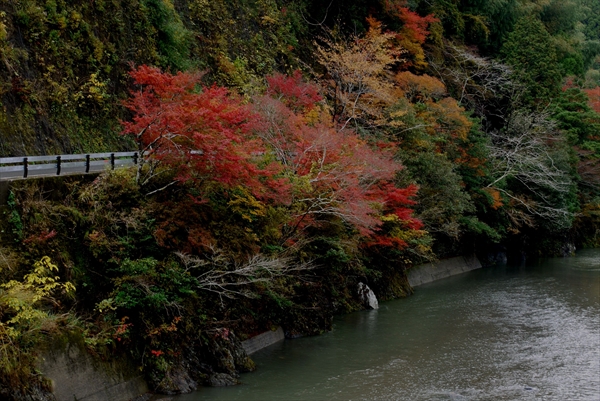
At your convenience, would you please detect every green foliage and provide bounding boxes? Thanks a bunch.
[398,150,474,240]
[143,0,193,71]
[539,0,579,35]
[0,256,74,397]
[386,93,484,254]
[414,0,519,54]
[501,16,562,108]
[552,87,600,146]
[111,258,195,310]
[5,192,23,242]
[0,0,308,154]
[459,216,501,242]
[187,0,305,90]
[0,0,598,394]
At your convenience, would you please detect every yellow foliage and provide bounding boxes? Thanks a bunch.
[315,17,406,129]
[0,256,75,339]
[0,22,7,42]
[380,214,400,222]
[397,39,428,70]
[303,106,325,126]
[228,187,267,222]
[420,98,472,141]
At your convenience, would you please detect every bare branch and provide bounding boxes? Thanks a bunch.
[486,111,575,228]
[427,44,515,123]
[175,249,316,301]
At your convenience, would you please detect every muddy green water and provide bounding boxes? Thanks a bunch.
[178,249,600,401]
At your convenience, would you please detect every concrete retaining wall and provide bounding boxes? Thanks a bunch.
[407,254,482,287]
[39,343,149,401]
[241,327,285,355]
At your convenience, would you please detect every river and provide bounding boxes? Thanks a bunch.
[176,249,600,401]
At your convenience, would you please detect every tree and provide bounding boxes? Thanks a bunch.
[552,86,600,146]
[122,65,285,200]
[175,249,315,301]
[427,44,514,123]
[0,257,74,394]
[584,86,600,114]
[486,111,575,229]
[500,16,562,108]
[254,72,422,243]
[315,18,403,131]
[382,0,438,69]
[549,84,600,197]
[387,70,490,248]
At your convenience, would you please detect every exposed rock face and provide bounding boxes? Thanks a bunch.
[152,366,198,395]
[150,328,255,393]
[208,373,239,387]
[357,282,379,309]
[560,242,576,257]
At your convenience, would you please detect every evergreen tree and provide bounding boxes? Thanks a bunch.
[501,16,562,108]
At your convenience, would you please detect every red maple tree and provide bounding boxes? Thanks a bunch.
[255,72,422,243]
[122,66,422,249]
[382,1,438,69]
[122,65,286,200]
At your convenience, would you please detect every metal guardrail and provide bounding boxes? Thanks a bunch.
[0,152,138,180]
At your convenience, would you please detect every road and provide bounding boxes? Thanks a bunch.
[0,159,135,181]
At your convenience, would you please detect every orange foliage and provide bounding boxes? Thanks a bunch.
[483,188,503,210]
[584,86,600,114]
[395,71,446,101]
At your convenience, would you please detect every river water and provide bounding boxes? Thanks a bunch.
[177,249,600,401]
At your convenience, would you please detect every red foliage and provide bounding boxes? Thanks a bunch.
[381,183,422,228]
[266,70,322,112]
[562,77,577,91]
[383,0,438,44]
[114,317,133,343]
[123,67,422,250]
[362,183,423,248]
[381,1,438,69]
[122,65,286,201]
[254,73,422,241]
[23,229,57,245]
[150,349,164,357]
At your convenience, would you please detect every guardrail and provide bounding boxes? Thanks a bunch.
[0,152,139,180]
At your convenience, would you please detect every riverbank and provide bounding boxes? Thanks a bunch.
[407,254,482,287]
[171,249,600,401]
[0,170,592,400]
[37,254,485,401]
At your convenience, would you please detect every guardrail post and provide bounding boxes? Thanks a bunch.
[56,156,61,175]
[133,152,138,165]
[23,157,28,178]
[85,154,90,173]
[110,153,115,170]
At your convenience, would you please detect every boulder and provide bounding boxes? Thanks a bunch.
[208,373,239,387]
[357,282,379,309]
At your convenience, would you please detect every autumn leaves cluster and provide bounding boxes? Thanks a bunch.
[122,63,424,254]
